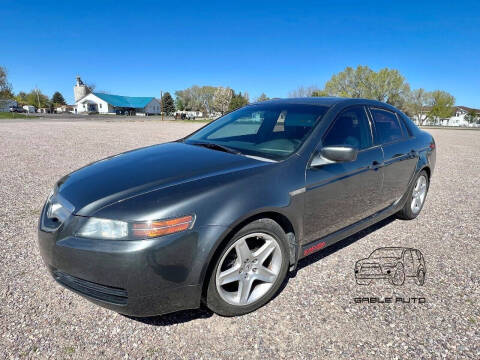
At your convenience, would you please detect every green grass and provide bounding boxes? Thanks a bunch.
[0,112,32,119]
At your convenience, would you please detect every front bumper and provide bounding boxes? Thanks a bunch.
[355,265,395,280]
[38,211,227,317]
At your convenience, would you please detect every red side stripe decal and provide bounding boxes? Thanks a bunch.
[304,241,326,256]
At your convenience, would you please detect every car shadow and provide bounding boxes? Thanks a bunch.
[128,215,396,326]
[125,307,213,326]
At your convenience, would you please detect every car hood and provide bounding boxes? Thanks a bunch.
[56,142,269,215]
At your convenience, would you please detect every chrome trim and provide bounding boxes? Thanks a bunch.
[46,193,75,223]
[289,187,306,197]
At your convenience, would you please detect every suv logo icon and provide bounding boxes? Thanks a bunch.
[354,247,426,286]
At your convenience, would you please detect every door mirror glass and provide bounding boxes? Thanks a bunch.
[310,145,358,167]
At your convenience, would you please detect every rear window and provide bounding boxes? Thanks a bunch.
[370,108,404,144]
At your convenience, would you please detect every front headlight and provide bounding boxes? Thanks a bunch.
[77,218,129,240]
[76,215,194,240]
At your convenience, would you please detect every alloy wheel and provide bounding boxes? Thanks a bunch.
[411,175,427,214]
[215,232,283,306]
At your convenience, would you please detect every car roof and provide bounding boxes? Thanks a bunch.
[250,97,396,109]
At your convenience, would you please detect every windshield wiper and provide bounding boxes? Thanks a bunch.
[190,142,241,155]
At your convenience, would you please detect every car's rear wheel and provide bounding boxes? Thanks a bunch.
[396,170,429,220]
[206,219,289,316]
[415,269,426,286]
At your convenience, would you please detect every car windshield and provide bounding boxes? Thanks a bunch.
[369,248,404,259]
[185,103,329,161]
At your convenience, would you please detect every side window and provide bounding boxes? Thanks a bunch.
[323,106,372,150]
[370,108,404,144]
[398,112,414,137]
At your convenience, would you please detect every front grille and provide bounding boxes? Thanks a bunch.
[53,270,128,305]
[359,263,382,274]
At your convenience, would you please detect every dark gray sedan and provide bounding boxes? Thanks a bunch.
[38,97,436,317]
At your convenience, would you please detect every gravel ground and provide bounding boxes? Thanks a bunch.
[0,118,478,359]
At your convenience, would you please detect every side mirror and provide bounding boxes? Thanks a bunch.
[310,145,358,167]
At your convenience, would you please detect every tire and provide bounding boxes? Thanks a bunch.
[415,268,426,286]
[389,263,405,286]
[206,218,290,316]
[396,170,429,220]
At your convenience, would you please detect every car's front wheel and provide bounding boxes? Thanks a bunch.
[389,263,405,286]
[206,219,289,316]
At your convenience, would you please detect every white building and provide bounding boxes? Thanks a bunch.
[73,76,161,115]
[56,105,74,113]
[0,99,17,112]
[413,106,480,127]
[75,92,161,115]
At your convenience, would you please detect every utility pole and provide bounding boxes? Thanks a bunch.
[35,86,41,109]
[160,90,164,121]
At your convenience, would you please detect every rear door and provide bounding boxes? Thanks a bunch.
[369,108,418,208]
[403,250,416,276]
[303,106,384,243]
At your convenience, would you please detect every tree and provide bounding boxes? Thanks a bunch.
[175,96,185,111]
[370,68,410,108]
[198,86,217,115]
[0,66,14,99]
[161,92,175,115]
[26,89,49,108]
[175,85,216,114]
[213,87,233,114]
[465,109,478,126]
[228,91,248,111]
[406,89,432,125]
[427,90,455,125]
[52,91,66,106]
[322,66,410,109]
[324,66,374,98]
[311,89,329,97]
[85,82,96,93]
[288,85,320,98]
[255,93,269,102]
[15,91,28,105]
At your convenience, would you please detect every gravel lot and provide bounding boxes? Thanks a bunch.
[0,118,478,359]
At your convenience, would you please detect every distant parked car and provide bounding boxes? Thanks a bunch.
[355,247,426,285]
[9,106,26,113]
[23,105,36,113]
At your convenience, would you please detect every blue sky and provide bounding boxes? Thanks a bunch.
[2,0,479,107]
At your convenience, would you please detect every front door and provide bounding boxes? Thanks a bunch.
[369,108,418,207]
[303,106,384,244]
